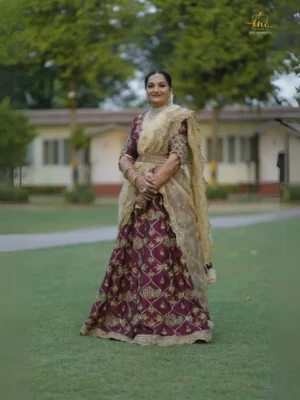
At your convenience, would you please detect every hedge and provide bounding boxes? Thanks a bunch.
[64,185,95,204]
[206,185,229,200]
[26,186,64,194]
[284,185,300,201]
[0,186,29,203]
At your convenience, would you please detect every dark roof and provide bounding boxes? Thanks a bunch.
[24,106,300,126]
[256,119,300,137]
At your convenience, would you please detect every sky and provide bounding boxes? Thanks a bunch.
[272,72,300,106]
[102,70,300,109]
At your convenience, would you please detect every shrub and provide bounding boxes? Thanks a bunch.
[0,186,29,203]
[284,185,300,201]
[206,185,229,200]
[26,186,64,195]
[220,184,243,194]
[64,185,95,204]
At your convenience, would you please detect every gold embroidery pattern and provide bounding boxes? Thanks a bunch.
[169,132,188,165]
[80,327,212,345]
[117,106,214,310]
[81,106,214,345]
[81,192,213,344]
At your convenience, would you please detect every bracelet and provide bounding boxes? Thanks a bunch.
[127,168,136,177]
[128,170,137,181]
[123,165,133,175]
[129,172,140,186]
[122,166,134,178]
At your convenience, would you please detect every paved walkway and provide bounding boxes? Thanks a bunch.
[1,208,300,253]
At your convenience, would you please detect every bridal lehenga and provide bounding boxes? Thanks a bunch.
[80,105,215,345]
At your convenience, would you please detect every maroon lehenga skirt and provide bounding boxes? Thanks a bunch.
[80,194,212,345]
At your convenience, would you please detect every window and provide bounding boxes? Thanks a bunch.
[53,140,59,164]
[26,141,34,165]
[63,139,71,165]
[43,140,51,165]
[240,137,247,162]
[43,139,71,165]
[240,137,252,162]
[206,138,223,162]
[228,136,235,163]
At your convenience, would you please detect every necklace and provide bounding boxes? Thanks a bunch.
[148,105,168,120]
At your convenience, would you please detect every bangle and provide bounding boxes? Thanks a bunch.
[123,166,134,178]
[129,172,140,186]
[127,168,136,177]
[127,170,137,181]
[123,165,133,175]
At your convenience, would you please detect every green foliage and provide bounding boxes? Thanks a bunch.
[284,185,300,201]
[64,185,95,204]
[206,185,229,200]
[0,65,58,109]
[0,98,36,170]
[0,186,29,203]
[70,126,88,150]
[272,0,300,105]
[22,0,147,107]
[26,186,64,195]
[149,0,278,109]
[0,0,26,65]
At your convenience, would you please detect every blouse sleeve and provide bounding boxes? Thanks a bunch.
[119,116,139,161]
[168,119,188,165]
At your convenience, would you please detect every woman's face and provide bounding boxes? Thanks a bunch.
[146,74,172,108]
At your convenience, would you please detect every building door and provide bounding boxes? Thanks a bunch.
[259,131,284,183]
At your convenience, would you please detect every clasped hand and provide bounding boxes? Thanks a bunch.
[134,172,159,215]
[135,172,159,200]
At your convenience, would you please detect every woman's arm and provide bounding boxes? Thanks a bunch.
[119,116,156,210]
[145,153,181,190]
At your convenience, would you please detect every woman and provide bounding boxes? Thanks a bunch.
[80,70,216,345]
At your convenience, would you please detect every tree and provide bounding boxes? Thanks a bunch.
[22,0,145,183]
[147,0,279,184]
[0,0,25,65]
[0,98,36,185]
[272,1,300,106]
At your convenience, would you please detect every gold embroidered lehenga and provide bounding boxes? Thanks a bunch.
[80,105,215,345]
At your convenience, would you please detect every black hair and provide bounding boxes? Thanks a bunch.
[144,70,172,88]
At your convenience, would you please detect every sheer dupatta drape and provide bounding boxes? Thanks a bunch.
[118,106,214,310]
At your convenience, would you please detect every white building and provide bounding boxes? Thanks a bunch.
[18,106,300,195]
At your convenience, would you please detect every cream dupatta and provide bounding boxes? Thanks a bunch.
[118,105,214,310]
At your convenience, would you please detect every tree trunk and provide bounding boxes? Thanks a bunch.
[10,167,14,186]
[68,78,78,188]
[19,166,22,187]
[210,106,219,186]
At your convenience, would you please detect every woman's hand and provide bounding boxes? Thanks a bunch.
[145,172,160,192]
[135,175,156,200]
[144,154,181,191]
[134,193,148,215]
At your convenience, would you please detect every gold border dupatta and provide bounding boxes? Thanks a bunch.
[118,105,214,310]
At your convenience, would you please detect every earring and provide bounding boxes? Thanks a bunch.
[168,93,174,106]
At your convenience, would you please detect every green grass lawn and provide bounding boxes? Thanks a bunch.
[1,217,300,399]
[0,204,269,235]
[0,205,119,234]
